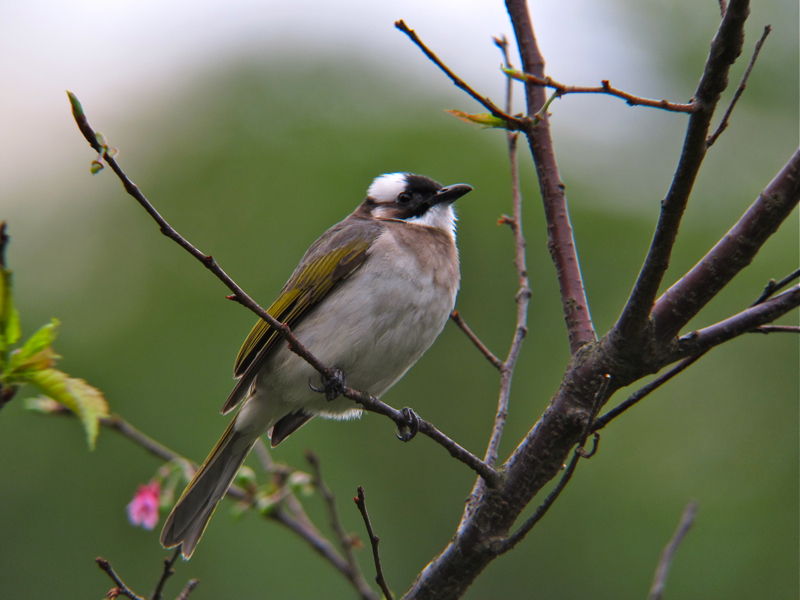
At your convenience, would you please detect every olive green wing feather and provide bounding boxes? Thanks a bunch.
[221,237,372,414]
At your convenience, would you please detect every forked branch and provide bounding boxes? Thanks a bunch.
[616,0,752,342]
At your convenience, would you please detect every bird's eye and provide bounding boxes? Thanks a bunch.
[398,192,412,203]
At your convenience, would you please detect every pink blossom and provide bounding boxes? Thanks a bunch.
[127,480,161,530]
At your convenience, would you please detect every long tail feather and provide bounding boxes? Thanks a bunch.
[161,419,255,559]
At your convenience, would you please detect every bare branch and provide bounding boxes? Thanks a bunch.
[752,325,800,334]
[355,487,393,600]
[503,70,696,113]
[174,580,199,600]
[672,285,800,359]
[615,0,752,343]
[306,451,377,600]
[592,353,705,432]
[752,268,800,306]
[502,377,606,551]
[647,501,699,600]
[503,431,600,552]
[394,21,526,130]
[67,95,500,487]
[461,34,533,529]
[96,557,145,600]
[150,548,181,600]
[0,222,8,269]
[449,311,503,370]
[504,0,596,353]
[652,148,800,341]
[707,25,772,147]
[489,36,532,468]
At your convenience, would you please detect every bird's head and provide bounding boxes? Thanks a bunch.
[360,173,473,238]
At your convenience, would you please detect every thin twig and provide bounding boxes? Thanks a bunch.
[0,222,8,269]
[502,431,599,552]
[719,0,727,17]
[96,557,145,600]
[460,36,530,530]
[394,20,526,130]
[487,34,531,467]
[502,376,607,551]
[174,580,199,600]
[615,0,752,343]
[707,25,772,147]
[306,451,377,600]
[449,311,503,370]
[355,487,393,600]
[752,268,800,306]
[752,325,799,333]
[593,353,705,432]
[67,93,499,486]
[150,547,181,600]
[504,70,696,113]
[672,285,800,360]
[647,501,699,600]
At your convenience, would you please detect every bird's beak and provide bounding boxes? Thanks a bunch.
[433,183,473,206]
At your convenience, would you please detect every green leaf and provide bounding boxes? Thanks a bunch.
[26,369,109,450]
[445,109,507,129]
[10,318,59,366]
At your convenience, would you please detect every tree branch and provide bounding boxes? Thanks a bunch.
[503,70,696,113]
[150,548,182,600]
[449,311,503,370]
[97,557,145,600]
[355,487,393,600]
[504,0,596,353]
[671,285,800,360]
[647,501,699,600]
[707,25,772,147]
[615,0,751,343]
[394,21,526,131]
[652,148,800,341]
[306,451,377,600]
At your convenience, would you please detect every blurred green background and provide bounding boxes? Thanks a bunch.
[0,1,797,599]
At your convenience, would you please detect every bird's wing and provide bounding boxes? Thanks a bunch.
[220,226,377,414]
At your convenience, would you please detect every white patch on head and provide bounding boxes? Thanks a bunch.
[367,172,407,203]
[405,204,457,241]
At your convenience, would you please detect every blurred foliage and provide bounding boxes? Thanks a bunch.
[0,3,797,598]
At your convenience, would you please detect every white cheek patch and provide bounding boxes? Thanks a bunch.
[405,204,457,241]
[367,173,407,203]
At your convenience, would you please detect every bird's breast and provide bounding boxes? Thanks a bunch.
[259,224,460,418]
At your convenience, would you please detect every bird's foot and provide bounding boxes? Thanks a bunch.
[396,407,419,442]
[309,367,347,402]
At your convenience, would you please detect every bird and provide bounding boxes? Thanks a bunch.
[160,172,472,558]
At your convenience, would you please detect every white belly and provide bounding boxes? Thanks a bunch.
[236,228,458,436]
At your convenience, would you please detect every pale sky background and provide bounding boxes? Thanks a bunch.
[1,1,648,198]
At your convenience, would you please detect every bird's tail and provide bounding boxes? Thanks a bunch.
[161,419,256,559]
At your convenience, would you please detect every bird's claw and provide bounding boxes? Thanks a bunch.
[309,367,346,402]
[395,407,419,442]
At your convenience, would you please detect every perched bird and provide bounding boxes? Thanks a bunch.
[161,172,472,558]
